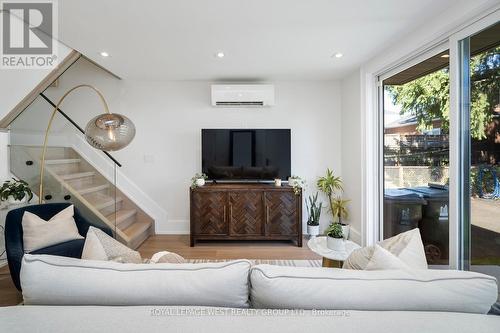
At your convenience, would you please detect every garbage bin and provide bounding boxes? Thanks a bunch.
[383,189,427,239]
[406,186,449,264]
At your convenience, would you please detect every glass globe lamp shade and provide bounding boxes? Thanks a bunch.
[84,113,136,151]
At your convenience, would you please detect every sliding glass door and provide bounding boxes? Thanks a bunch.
[458,22,500,286]
[381,51,451,265]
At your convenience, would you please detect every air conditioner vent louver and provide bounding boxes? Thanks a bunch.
[216,101,264,106]
[211,84,275,107]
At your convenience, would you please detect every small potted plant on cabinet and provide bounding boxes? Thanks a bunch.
[325,222,344,251]
[332,197,350,240]
[0,178,33,205]
[191,173,208,189]
[306,192,322,237]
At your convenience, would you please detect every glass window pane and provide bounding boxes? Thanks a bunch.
[468,22,500,287]
[383,51,450,265]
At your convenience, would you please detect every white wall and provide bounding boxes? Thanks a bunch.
[340,70,362,245]
[0,11,72,127]
[34,59,343,234]
[0,132,9,181]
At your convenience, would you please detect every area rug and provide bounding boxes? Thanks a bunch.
[187,259,322,267]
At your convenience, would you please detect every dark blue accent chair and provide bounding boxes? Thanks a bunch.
[5,203,112,291]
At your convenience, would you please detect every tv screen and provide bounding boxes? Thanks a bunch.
[202,129,291,181]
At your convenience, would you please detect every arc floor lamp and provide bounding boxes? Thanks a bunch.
[38,84,135,204]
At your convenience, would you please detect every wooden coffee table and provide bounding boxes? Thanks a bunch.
[307,237,361,268]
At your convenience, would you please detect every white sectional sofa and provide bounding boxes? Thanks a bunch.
[0,254,498,332]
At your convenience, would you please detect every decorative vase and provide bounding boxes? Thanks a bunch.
[288,177,296,187]
[307,225,319,237]
[7,195,27,205]
[326,236,345,251]
[195,178,206,187]
[341,224,350,240]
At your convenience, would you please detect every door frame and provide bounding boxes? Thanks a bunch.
[361,4,500,269]
[448,9,500,269]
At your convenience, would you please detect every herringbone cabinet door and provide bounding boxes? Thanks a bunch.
[192,191,228,235]
[229,191,264,235]
[265,192,298,236]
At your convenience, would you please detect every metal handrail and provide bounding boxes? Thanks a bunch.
[39,92,122,167]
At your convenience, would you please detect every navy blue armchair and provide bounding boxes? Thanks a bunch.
[5,203,112,291]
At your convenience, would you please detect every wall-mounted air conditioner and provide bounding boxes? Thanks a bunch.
[211,84,275,107]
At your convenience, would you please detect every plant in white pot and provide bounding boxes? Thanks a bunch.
[332,197,350,240]
[306,192,322,238]
[0,178,33,205]
[325,222,344,251]
[317,168,343,224]
[190,173,208,189]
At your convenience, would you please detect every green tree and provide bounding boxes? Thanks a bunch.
[387,46,499,140]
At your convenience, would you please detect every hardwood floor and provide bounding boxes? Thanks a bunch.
[0,235,318,307]
[138,235,318,260]
[0,264,22,307]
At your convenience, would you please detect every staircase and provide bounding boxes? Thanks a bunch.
[10,145,154,249]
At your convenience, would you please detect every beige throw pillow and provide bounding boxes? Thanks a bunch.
[343,228,427,270]
[82,226,142,264]
[365,245,411,270]
[22,205,83,253]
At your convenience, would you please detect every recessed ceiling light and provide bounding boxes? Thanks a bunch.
[441,54,450,58]
[215,52,225,58]
[333,52,343,58]
[100,51,110,57]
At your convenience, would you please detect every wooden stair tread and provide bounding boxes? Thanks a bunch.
[59,171,96,180]
[123,220,151,239]
[107,209,137,224]
[92,195,124,210]
[44,158,81,165]
[77,184,109,195]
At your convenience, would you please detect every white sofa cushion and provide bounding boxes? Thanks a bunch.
[365,245,410,270]
[21,254,251,308]
[2,306,500,333]
[250,264,498,313]
[22,205,83,253]
[343,228,427,270]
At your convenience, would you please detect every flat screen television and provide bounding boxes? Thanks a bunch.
[202,129,291,181]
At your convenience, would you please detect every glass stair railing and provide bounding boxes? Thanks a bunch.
[9,92,153,249]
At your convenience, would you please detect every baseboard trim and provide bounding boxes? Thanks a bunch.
[155,220,190,234]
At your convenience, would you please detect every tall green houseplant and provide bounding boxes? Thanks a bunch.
[316,168,343,222]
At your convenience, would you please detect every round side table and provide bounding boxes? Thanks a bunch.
[308,237,361,268]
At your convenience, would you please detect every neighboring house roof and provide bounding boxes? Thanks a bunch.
[385,115,419,129]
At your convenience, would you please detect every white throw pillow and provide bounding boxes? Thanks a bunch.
[365,245,411,270]
[343,228,427,270]
[22,205,83,253]
[149,251,186,264]
[82,226,142,264]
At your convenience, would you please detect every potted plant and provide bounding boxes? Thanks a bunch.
[317,168,342,216]
[0,178,33,205]
[332,197,350,240]
[306,192,322,237]
[325,222,344,251]
[191,173,208,189]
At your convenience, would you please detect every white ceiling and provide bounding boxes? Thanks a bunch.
[58,0,463,81]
